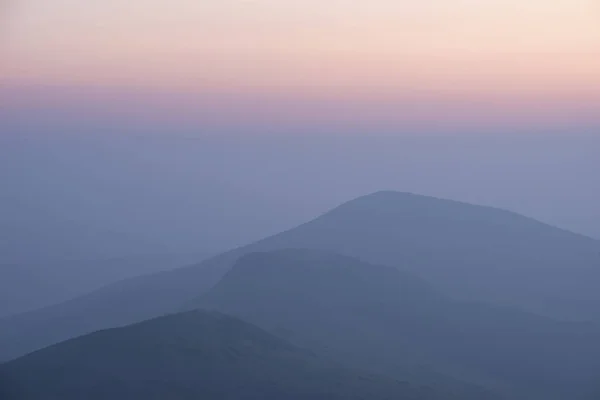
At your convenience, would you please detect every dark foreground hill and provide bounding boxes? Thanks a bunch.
[0,310,448,400]
[2,191,599,361]
[194,250,600,400]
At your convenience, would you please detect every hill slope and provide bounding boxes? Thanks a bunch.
[0,253,208,317]
[0,310,447,400]
[2,191,599,360]
[193,250,600,400]
[247,192,600,319]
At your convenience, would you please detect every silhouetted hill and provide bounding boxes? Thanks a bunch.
[194,250,600,399]
[253,192,600,319]
[0,310,448,400]
[2,191,599,361]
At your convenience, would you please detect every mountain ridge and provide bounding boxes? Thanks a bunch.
[193,249,600,400]
[1,191,598,362]
[0,310,450,400]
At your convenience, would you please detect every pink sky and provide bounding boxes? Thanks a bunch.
[2,0,599,130]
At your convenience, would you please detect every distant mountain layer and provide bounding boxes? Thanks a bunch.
[193,250,600,400]
[0,311,449,400]
[1,191,599,361]
[0,253,208,317]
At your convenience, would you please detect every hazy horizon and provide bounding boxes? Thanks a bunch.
[2,130,599,261]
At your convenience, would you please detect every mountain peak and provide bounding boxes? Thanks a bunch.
[330,191,505,218]
[195,249,441,314]
[314,190,583,238]
[347,191,433,205]
[234,248,369,271]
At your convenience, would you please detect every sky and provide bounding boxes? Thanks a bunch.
[0,1,599,256]
[1,0,599,129]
